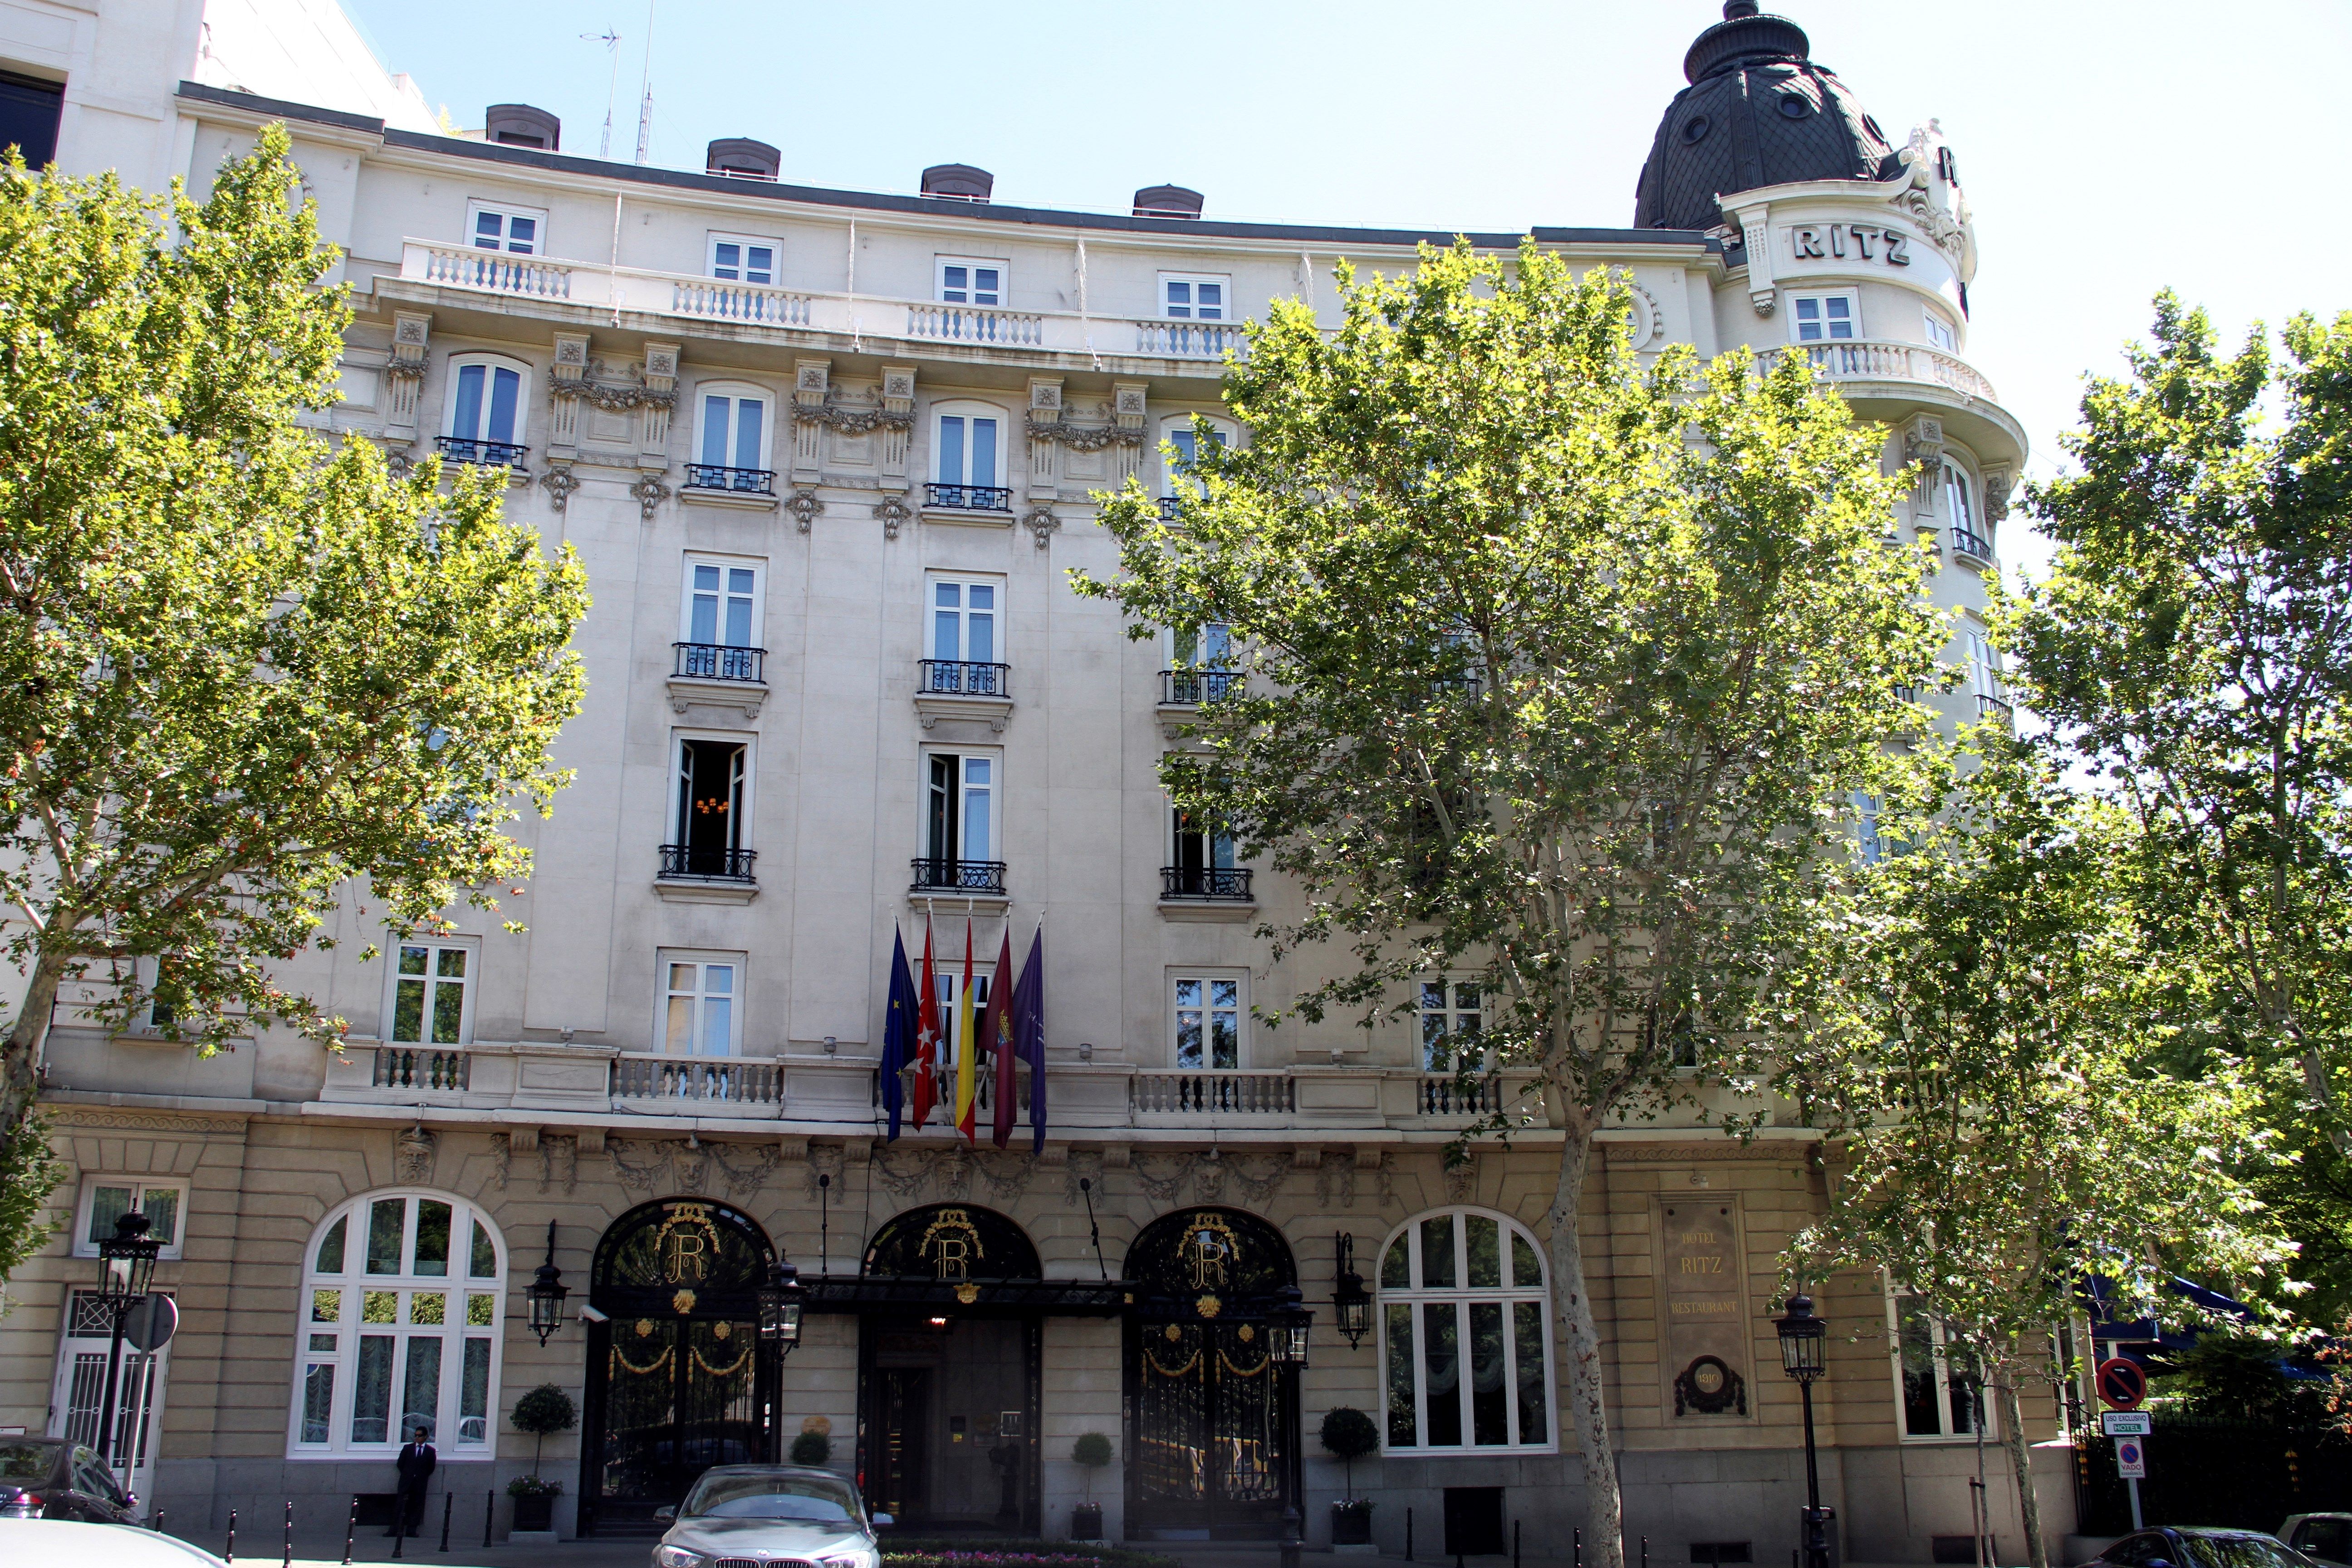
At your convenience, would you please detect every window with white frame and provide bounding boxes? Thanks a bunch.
[923,751,996,869]
[1944,462,1981,544]
[1924,309,1958,353]
[928,965,993,1073]
[466,202,543,256]
[1171,972,1244,1069]
[1962,627,2007,715]
[383,940,475,1047]
[1380,1208,1554,1451]
[72,1178,188,1260]
[660,954,744,1055]
[1168,807,1237,894]
[709,235,777,285]
[1162,418,1231,498]
[681,558,763,649]
[127,954,191,1034]
[928,576,1001,666]
[1889,1292,1986,1440]
[1850,790,1883,866]
[1161,274,1229,320]
[292,1191,503,1457]
[441,356,529,458]
[936,257,1003,306]
[671,735,750,875]
[1418,979,1484,1072]
[691,387,772,480]
[932,404,1007,495]
[1789,292,1858,343]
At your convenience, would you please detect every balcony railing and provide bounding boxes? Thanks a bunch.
[1950,526,1994,562]
[434,435,528,469]
[660,843,758,881]
[906,303,1046,347]
[1131,1070,1296,1115]
[1157,497,1186,521]
[1161,866,1253,901]
[1417,1072,1501,1117]
[1161,669,1240,704]
[674,643,765,682]
[1977,693,2014,723]
[919,659,1010,697]
[417,245,574,299]
[1135,319,1249,360]
[670,278,812,327]
[1892,682,1919,706]
[910,858,1008,895]
[373,1046,470,1092]
[611,1053,782,1106]
[1763,338,1999,403]
[925,482,1013,512]
[684,463,777,495]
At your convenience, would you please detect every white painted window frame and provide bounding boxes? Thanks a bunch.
[657,950,748,1057]
[465,200,545,256]
[1376,1206,1557,1455]
[378,936,480,1048]
[930,400,1011,489]
[707,232,779,285]
[680,554,766,648]
[1787,289,1861,344]
[70,1177,190,1261]
[690,382,776,473]
[440,353,533,446]
[1886,1287,1994,1442]
[1169,969,1249,1069]
[935,255,1005,306]
[1159,272,1231,320]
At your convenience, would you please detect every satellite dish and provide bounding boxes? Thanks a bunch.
[123,1294,177,1353]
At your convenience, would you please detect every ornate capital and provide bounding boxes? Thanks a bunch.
[629,474,671,519]
[873,495,912,540]
[1024,506,1061,550]
[787,488,823,533]
[539,464,581,513]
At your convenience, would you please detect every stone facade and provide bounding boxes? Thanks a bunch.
[0,1,2055,1562]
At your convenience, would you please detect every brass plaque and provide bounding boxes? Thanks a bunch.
[1654,1196,1754,1421]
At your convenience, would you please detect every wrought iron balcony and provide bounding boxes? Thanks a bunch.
[435,435,529,469]
[659,843,757,882]
[924,482,1013,512]
[919,659,1010,698]
[1892,683,1919,706]
[683,463,776,495]
[1161,669,1240,704]
[674,642,765,682]
[910,857,1007,895]
[1157,496,1185,521]
[1976,693,2014,723]
[1161,866,1252,901]
[1950,526,1994,562]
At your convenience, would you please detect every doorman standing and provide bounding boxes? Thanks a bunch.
[392,1421,436,1537]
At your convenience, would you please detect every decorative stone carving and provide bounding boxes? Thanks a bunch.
[1024,417,1144,451]
[1444,1152,1478,1205]
[671,1140,710,1194]
[640,342,681,465]
[786,488,823,533]
[1063,1147,1104,1205]
[1023,507,1061,550]
[629,474,671,519]
[489,1132,511,1191]
[1981,464,2015,524]
[1317,1148,1357,1209]
[382,310,431,439]
[539,464,581,513]
[607,1138,667,1191]
[874,495,912,540]
[541,1133,578,1195]
[384,449,414,480]
[1375,1150,1399,1207]
[979,1150,1033,1201]
[394,1125,436,1185]
[807,1141,848,1200]
[936,1144,974,1200]
[1231,1155,1287,1205]
[1133,1152,1191,1203]
[791,401,915,435]
[874,1144,929,1198]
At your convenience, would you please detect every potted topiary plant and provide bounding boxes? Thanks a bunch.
[1070,1431,1113,1540]
[508,1384,577,1534]
[790,1430,833,1467]
[1318,1408,1379,1548]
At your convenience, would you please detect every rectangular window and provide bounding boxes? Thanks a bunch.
[459,1338,492,1443]
[936,412,1002,488]
[351,1335,394,1446]
[1161,274,1229,320]
[697,392,768,474]
[662,956,742,1056]
[0,71,63,167]
[925,752,995,864]
[1166,425,1227,493]
[709,235,777,285]
[449,361,523,446]
[674,737,749,873]
[1944,463,1979,536]
[930,969,993,1071]
[1924,309,1957,353]
[683,559,762,648]
[1419,980,1483,1072]
[1962,628,2005,709]
[1851,791,1883,867]
[1891,1294,1985,1439]
[1171,808,1236,875]
[74,1180,187,1259]
[1790,293,1857,343]
[1171,974,1242,1069]
[929,577,1000,664]
[300,1362,336,1445]
[466,202,543,256]
[388,942,473,1046]
[937,258,1003,305]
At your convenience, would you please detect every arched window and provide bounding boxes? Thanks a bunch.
[291,1191,505,1459]
[1377,1207,1552,1453]
[439,354,531,466]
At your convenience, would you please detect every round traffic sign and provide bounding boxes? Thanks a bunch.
[123,1294,177,1353]
[2095,1356,2146,1411]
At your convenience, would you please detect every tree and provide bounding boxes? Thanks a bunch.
[2005,295,2352,1312]
[0,129,589,1270]
[1078,240,1942,1558]
[509,1382,576,1490]
[1786,735,2291,1568]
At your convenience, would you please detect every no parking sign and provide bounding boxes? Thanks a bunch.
[2116,1436,2147,1479]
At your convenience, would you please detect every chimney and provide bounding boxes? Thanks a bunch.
[484,104,559,151]
[1132,184,1203,220]
[921,163,994,202]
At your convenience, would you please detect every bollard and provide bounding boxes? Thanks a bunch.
[1280,1504,1303,1568]
[1641,1538,1649,1568]
[1406,1506,1414,1562]
[283,1499,294,1568]
[225,1507,237,1563]
[152,1509,166,1534]
[482,1490,493,1550]
[440,1490,453,1553]
[1574,1529,1582,1568]
[343,1494,358,1565]
[1514,1519,1522,1568]
[391,1493,404,1560]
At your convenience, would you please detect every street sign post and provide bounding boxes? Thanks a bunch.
[2100,1411,2151,1436]
[2115,1435,2147,1528]
[2095,1357,2147,1411]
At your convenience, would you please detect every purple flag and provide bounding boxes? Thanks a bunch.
[1010,922,1046,1153]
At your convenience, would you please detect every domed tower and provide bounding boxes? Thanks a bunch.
[1633,2,1901,233]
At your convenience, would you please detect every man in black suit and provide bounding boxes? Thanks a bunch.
[392,1421,436,1538]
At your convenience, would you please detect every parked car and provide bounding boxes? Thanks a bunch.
[2283,1516,2352,1567]
[2081,1527,2321,1568]
[650,1465,890,1568]
[0,1437,141,1524]
[0,1519,226,1563]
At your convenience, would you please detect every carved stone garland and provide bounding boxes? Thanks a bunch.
[786,489,824,533]
[1023,507,1061,550]
[1024,417,1144,452]
[539,465,582,513]
[629,475,671,519]
[873,495,913,540]
[792,401,914,435]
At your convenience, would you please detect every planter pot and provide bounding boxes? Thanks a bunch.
[1072,1502,1104,1539]
[1332,1504,1373,1546]
[511,1493,555,1533]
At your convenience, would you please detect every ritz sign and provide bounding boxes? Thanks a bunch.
[1789,223,1912,267]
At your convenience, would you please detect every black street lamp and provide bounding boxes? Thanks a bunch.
[1774,1294,1833,1568]
[525,1221,568,1346]
[758,1256,804,1352]
[1267,1283,1312,1367]
[93,1211,160,1466]
[1332,1233,1370,1350]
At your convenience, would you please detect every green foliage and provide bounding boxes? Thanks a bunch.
[1317,1407,1379,1460]
[0,1114,63,1289]
[0,124,589,1272]
[790,1429,833,1466]
[2003,293,2352,1316]
[510,1383,577,1436]
[2161,1334,2329,1428]
[1070,1431,1113,1468]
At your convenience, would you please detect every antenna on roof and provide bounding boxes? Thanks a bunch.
[632,0,656,166]
[582,28,621,161]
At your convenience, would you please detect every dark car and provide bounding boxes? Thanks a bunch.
[2083,1528,2320,1568]
[0,1437,141,1524]
[2283,1517,2352,1568]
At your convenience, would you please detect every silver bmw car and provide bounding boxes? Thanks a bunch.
[651,1465,891,1568]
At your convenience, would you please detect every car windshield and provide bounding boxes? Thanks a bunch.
[2191,1538,2311,1568]
[0,1442,59,1481]
[682,1472,861,1524]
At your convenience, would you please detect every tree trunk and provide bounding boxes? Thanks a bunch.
[1,943,67,1132]
[1547,1111,1622,1566]
[1995,1372,2047,1568]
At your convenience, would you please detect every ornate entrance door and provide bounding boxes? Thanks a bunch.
[1124,1209,1298,1539]
[582,1200,778,1534]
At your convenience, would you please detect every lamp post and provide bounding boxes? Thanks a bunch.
[525,1221,568,1346]
[758,1256,805,1352]
[1332,1234,1370,1350]
[93,1211,160,1466]
[1267,1283,1313,1367]
[1774,1294,1833,1568]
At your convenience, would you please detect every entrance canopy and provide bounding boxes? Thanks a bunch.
[805,1203,1122,1316]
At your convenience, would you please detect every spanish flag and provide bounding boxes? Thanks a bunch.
[954,917,978,1141]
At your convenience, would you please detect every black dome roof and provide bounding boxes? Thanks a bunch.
[1633,3,1901,232]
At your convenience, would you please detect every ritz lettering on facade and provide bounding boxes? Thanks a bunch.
[1789,224,1911,265]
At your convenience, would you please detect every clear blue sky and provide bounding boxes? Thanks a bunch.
[339,0,2351,583]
